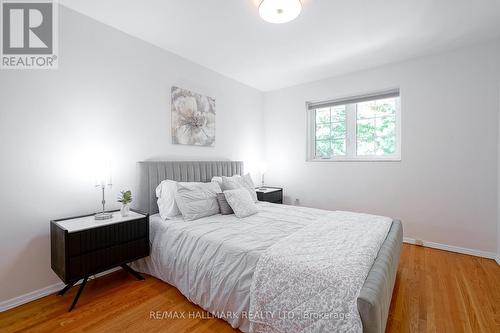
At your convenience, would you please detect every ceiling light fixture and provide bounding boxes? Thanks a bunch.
[259,0,302,24]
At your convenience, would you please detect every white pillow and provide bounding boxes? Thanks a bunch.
[222,173,257,202]
[223,189,258,218]
[175,182,222,221]
[243,173,257,192]
[211,176,223,187]
[156,180,181,220]
[156,180,208,220]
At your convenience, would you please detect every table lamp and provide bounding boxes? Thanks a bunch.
[259,162,267,189]
[94,162,113,220]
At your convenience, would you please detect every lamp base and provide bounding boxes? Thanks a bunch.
[95,212,113,220]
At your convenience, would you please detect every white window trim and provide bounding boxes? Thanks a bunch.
[306,89,402,162]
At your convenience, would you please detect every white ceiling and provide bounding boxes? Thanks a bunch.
[60,0,500,91]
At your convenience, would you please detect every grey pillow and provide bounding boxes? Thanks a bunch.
[216,193,234,215]
[175,182,222,221]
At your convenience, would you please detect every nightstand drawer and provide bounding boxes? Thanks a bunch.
[67,218,148,257]
[266,191,282,203]
[256,187,283,204]
[67,238,149,280]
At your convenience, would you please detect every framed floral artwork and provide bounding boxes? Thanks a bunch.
[171,86,215,146]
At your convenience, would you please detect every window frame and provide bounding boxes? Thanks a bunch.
[306,89,402,162]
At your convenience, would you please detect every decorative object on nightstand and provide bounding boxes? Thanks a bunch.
[118,190,132,217]
[50,210,149,311]
[258,162,267,190]
[94,161,113,220]
[255,186,283,204]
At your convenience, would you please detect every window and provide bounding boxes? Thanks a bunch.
[307,89,401,161]
[315,105,347,157]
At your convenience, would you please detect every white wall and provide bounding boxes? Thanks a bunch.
[264,40,500,254]
[498,70,500,261]
[0,7,264,302]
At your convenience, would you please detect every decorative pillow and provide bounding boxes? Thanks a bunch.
[216,193,234,215]
[175,182,222,221]
[223,189,258,218]
[243,173,256,189]
[222,173,258,202]
[220,174,240,191]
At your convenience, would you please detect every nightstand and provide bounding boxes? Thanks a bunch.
[50,210,149,311]
[255,186,283,204]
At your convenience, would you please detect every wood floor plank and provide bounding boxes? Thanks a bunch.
[0,244,499,333]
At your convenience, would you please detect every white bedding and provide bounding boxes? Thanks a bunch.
[132,202,326,331]
[131,202,391,332]
[249,211,392,333]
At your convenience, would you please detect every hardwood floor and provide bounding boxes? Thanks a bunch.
[1,244,499,333]
[387,245,499,332]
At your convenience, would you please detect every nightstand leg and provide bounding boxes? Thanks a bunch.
[121,264,145,280]
[68,276,88,312]
[57,281,75,296]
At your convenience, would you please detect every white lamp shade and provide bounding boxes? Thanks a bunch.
[259,0,302,24]
[93,161,112,188]
[259,162,268,174]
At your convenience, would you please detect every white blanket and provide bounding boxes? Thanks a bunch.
[249,211,392,333]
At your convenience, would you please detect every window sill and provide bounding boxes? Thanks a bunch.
[308,156,401,162]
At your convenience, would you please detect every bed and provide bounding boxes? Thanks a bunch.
[132,161,403,333]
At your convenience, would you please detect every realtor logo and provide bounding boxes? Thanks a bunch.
[1,0,58,69]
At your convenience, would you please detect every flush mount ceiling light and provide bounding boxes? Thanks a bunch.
[259,0,302,24]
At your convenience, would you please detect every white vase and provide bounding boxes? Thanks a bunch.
[120,203,130,217]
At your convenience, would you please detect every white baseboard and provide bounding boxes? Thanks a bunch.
[403,237,498,261]
[0,281,65,313]
[0,267,121,313]
[496,255,500,266]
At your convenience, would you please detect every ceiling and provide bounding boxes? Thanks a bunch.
[60,0,500,91]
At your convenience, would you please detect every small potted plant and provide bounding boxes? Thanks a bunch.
[118,190,132,217]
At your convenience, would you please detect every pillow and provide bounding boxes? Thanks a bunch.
[223,189,258,218]
[156,180,210,220]
[156,180,182,220]
[243,173,256,189]
[211,176,223,187]
[222,173,258,202]
[216,193,234,215]
[175,182,222,221]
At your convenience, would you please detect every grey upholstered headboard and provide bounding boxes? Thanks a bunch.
[135,161,243,215]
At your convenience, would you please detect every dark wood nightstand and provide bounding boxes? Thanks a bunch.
[256,186,283,204]
[50,210,149,311]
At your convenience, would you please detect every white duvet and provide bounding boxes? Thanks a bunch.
[249,211,392,333]
[131,203,391,332]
